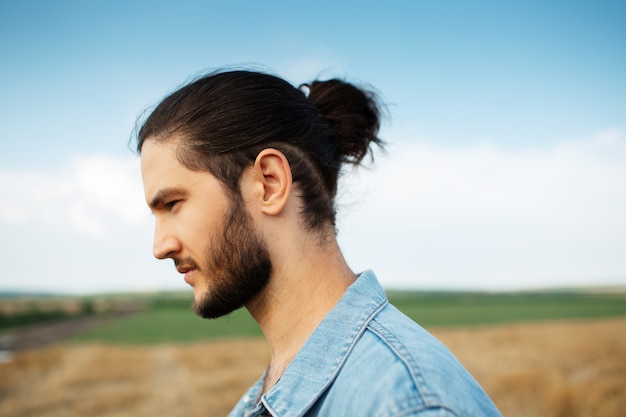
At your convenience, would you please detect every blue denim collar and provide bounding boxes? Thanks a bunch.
[257,270,387,417]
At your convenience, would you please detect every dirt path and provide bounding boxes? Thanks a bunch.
[0,315,125,351]
[0,316,118,351]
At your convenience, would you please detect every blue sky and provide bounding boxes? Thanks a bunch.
[1,1,625,293]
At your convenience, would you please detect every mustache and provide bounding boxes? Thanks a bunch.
[174,257,200,270]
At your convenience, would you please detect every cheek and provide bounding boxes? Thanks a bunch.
[183,208,224,247]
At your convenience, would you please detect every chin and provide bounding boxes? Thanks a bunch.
[192,289,206,305]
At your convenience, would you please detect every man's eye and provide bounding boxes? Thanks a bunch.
[165,200,180,210]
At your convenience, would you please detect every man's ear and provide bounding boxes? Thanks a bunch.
[251,148,292,216]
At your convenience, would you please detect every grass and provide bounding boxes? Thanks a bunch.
[390,291,626,326]
[71,307,262,344]
[67,290,626,344]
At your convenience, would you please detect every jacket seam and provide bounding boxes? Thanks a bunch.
[367,318,444,409]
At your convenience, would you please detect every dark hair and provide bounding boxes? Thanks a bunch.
[136,70,384,231]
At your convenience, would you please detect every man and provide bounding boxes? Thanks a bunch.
[137,69,502,416]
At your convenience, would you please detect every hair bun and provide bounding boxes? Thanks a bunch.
[305,79,384,165]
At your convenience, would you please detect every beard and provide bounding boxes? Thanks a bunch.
[183,193,272,319]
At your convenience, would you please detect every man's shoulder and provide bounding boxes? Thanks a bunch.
[366,303,459,372]
[322,303,502,416]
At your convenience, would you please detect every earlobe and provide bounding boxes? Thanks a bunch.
[254,149,292,216]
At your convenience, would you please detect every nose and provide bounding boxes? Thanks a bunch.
[153,221,181,259]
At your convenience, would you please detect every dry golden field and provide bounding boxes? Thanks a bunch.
[1,317,625,417]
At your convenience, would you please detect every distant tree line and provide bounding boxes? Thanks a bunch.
[0,300,95,331]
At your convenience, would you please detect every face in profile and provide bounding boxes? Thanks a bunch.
[141,139,272,318]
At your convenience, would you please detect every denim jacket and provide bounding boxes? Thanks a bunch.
[228,270,502,417]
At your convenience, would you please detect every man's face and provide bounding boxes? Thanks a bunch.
[140,139,272,318]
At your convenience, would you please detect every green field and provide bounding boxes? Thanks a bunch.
[71,307,262,344]
[390,291,626,326]
[69,290,626,344]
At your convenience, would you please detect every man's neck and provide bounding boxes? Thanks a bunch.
[246,235,356,394]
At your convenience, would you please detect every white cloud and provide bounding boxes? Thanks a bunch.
[0,200,27,223]
[0,154,149,238]
[0,154,165,293]
[70,155,149,236]
[337,128,626,290]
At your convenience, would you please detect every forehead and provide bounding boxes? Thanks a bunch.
[140,139,182,187]
[140,139,218,204]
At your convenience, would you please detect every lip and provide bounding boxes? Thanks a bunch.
[177,266,195,285]
[184,270,196,284]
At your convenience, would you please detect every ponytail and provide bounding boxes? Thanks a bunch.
[305,79,384,165]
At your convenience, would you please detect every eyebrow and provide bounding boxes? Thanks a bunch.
[149,187,187,211]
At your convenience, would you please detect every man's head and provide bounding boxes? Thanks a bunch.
[137,70,383,317]
[141,138,274,318]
